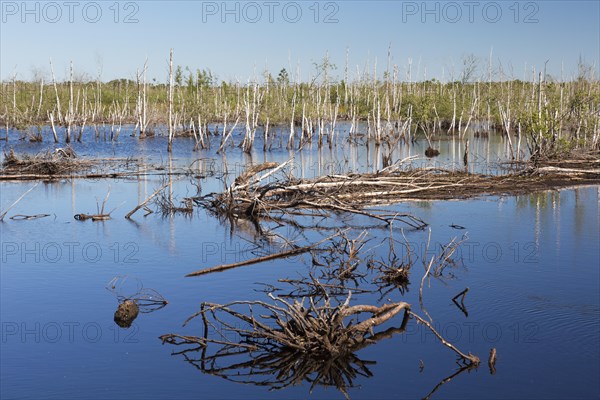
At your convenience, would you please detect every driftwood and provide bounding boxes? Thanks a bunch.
[161,292,479,397]
[410,311,480,366]
[371,228,414,297]
[155,189,194,216]
[534,166,600,175]
[194,163,432,229]
[74,187,119,221]
[125,180,178,219]
[2,147,89,176]
[233,161,279,186]
[0,170,192,181]
[185,231,344,277]
[452,287,470,317]
[9,213,50,220]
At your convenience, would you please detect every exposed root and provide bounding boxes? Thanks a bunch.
[114,300,140,328]
[107,276,168,328]
[163,229,481,397]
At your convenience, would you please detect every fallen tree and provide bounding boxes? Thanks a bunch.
[192,157,600,228]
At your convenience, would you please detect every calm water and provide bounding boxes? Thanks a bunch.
[1,126,598,399]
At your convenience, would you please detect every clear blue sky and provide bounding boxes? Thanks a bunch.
[1,0,599,83]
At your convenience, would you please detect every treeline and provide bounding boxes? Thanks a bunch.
[1,56,598,156]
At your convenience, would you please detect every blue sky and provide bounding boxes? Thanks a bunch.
[1,0,599,82]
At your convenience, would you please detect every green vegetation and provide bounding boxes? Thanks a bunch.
[1,56,598,156]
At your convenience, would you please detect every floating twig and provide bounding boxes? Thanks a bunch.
[9,213,50,220]
[410,311,480,366]
[0,182,39,221]
[186,230,345,277]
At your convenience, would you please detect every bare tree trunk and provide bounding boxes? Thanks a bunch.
[49,59,63,125]
[36,78,44,120]
[48,112,59,142]
[287,90,297,149]
[66,61,74,143]
[167,49,174,152]
[448,88,456,135]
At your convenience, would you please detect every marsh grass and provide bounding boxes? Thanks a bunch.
[2,56,598,156]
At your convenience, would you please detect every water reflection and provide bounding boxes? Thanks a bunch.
[0,125,598,400]
[1,122,524,177]
[164,311,410,399]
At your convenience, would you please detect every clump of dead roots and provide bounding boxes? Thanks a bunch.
[162,229,483,397]
[162,292,409,357]
[160,293,411,397]
[107,276,168,328]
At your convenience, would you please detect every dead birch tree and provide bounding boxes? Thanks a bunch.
[167,49,174,152]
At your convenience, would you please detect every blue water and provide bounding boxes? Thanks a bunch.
[0,127,598,399]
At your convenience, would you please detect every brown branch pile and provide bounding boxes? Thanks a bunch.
[371,230,415,297]
[0,149,192,181]
[160,293,410,397]
[156,192,194,216]
[162,292,410,357]
[194,161,599,228]
[1,148,146,180]
[2,147,90,175]
[194,161,431,229]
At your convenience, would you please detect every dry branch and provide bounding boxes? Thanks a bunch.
[410,311,480,366]
[163,290,411,358]
[233,161,279,186]
[0,182,39,221]
[126,179,179,219]
[185,231,344,277]
[164,228,482,398]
